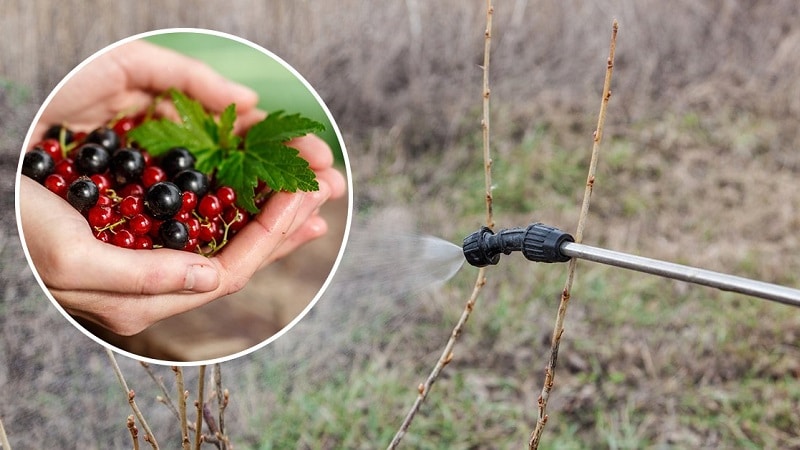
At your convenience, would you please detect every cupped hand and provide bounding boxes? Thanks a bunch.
[20,134,345,336]
[32,39,265,143]
[20,36,348,336]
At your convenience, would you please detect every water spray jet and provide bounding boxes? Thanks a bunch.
[463,222,800,308]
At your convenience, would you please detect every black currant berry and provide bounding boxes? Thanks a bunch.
[109,148,145,185]
[172,169,210,198]
[144,181,183,220]
[74,143,111,175]
[159,219,189,250]
[66,177,99,212]
[21,149,55,183]
[85,126,121,152]
[161,147,196,178]
[43,124,75,145]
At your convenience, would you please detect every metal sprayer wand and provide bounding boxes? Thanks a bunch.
[463,223,800,308]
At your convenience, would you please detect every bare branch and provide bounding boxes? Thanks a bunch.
[193,366,206,450]
[140,362,180,422]
[528,19,618,450]
[388,2,495,448]
[173,366,190,450]
[127,415,140,450]
[105,348,159,449]
[0,415,12,450]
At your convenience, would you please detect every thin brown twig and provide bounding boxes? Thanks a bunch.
[213,364,230,450]
[105,348,159,449]
[127,415,140,450]
[193,366,206,450]
[528,19,618,450]
[173,366,190,450]
[387,2,494,448]
[140,362,181,422]
[0,415,12,450]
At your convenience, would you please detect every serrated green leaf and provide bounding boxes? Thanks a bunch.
[245,111,325,149]
[194,147,225,175]
[127,119,211,156]
[247,143,319,193]
[169,89,217,148]
[218,104,238,150]
[215,150,260,213]
[127,89,322,215]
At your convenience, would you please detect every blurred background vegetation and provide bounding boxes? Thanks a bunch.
[2,0,799,448]
[145,31,344,159]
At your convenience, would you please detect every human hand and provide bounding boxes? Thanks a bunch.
[20,134,345,336]
[20,39,347,336]
[32,39,265,143]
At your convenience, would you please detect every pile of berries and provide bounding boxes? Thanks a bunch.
[22,118,252,254]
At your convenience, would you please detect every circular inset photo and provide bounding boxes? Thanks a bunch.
[15,29,352,365]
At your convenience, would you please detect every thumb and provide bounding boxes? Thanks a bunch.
[47,241,221,295]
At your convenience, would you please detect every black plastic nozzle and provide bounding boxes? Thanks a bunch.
[462,223,575,267]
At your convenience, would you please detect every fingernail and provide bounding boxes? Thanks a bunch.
[185,265,219,292]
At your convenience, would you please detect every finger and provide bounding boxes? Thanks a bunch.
[113,40,260,114]
[214,181,331,292]
[289,134,335,170]
[19,180,220,296]
[260,215,329,267]
[53,287,220,336]
[315,166,348,200]
[45,240,221,296]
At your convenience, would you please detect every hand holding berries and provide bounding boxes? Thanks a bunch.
[22,123,256,256]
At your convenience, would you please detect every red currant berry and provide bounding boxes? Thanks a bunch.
[72,131,88,144]
[175,210,191,223]
[148,218,164,239]
[54,158,77,182]
[112,229,136,248]
[141,166,166,187]
[95,229,112,243]
[180,191,198,213]
[223,207,249,232]
[36,139,63,162]
[119,195,143,217]
[133,235,153,249]
[44,174,69,197]
[183,237,199,252]
[216,186,237,209]
[87,205,115,228]
[198,194,221,219]
[128,213,152,235]
[140,149,153,167]
[198,221,217,243]
[112,116,136,138]
[90,173,112,194]
[96,195,113,207]
[184,217,201,239]
[119,183,145,198]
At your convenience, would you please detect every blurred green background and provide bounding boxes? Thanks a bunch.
[145,31,344,162]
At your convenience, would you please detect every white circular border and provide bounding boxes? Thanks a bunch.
[14,28,354,367]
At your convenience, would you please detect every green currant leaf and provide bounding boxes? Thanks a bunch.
[214,150,260,213]
[127,120,210,156]
[245,111,325,148]
[128,89,323,214]
[217,103,239,151]
[247,143,319,193]
[169,89,217,146]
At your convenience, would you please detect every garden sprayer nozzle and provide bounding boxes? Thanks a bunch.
[462,223,575,267]
[462,221,800,308]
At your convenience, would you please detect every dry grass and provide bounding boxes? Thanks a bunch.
[2,0,800,448]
